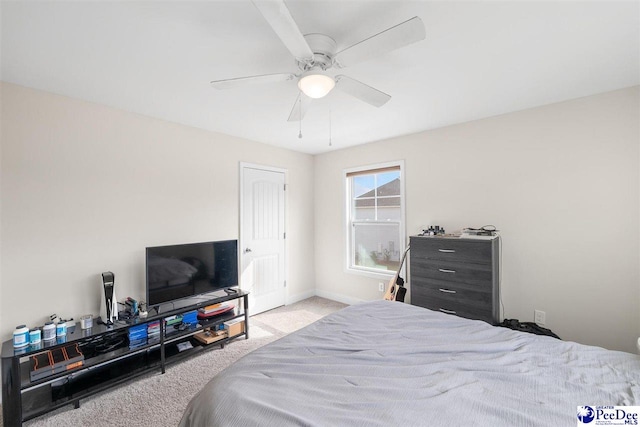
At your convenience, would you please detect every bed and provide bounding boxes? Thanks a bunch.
[179,300,640,426]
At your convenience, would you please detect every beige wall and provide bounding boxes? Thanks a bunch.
[315,87,640,353]
[0,82,316,342]
[0,84,3,344]
[1,82,638,355]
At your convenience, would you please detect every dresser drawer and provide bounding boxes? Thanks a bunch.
[411,258,493,287]
[410,236,493,265]
[412,286,493,323]
[411,278,493,306]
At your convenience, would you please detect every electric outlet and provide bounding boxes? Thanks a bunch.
[534,310,546,325]
[379,282,385,292]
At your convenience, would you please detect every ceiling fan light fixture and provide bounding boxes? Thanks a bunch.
[298,71,335,99]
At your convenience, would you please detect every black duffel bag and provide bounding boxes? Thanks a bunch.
[499,319,561,339]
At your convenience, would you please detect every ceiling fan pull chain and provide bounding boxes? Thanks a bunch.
[298,95,303,139]
[329,110,332,147]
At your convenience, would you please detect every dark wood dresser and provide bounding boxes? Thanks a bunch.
[409,235,500,324]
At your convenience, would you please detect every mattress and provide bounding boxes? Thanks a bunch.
[180,300,640,426]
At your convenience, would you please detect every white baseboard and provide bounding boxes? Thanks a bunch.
[314,289,365,306]
[262,288,359,312]
[286,289,316,305]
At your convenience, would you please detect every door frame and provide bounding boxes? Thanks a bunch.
[239,162,288,307]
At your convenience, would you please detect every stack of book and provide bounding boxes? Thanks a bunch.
[128,324,148,349]
[197,302,235,319]
[164,314,183,336]
[147,320,161,344]
[460,227,498,239]
[164,314,183,328]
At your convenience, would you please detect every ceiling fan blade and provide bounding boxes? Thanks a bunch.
[251,0,314,62]
[335,16,426,68]
[334,75,391,108]
[210,73,295,90]
[287,92,313,122]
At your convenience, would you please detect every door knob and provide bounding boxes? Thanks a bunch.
[244,248,252,253]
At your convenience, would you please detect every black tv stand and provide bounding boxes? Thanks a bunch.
[1,290,249,426]
[224,288,238,295]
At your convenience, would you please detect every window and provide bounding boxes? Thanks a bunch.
[345,162,404,276]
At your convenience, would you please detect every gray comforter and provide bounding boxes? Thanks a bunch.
[180,300,640,426]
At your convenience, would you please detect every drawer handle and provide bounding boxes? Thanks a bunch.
[438,268,456,274]
[438,288,457,294]
[438,249,456,253]
[439,308,457,314]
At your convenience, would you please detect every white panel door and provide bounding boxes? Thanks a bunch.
[241,166,286,314]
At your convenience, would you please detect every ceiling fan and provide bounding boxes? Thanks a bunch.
[210,0,426,122]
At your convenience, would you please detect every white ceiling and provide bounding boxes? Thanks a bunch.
[1,1,638,155]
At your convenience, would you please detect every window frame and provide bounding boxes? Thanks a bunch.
[344,160,406,279]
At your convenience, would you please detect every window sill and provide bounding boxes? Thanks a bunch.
[345,267,395,281]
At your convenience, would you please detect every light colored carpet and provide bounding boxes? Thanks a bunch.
[0,296,346,427]
[252,309,323,334]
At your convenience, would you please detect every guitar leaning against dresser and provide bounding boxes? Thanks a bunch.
[383,245,410,302]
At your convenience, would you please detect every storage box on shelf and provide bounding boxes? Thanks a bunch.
[1,290,249,426]
[224,318,246,338]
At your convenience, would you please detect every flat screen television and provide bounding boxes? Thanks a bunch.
[145,240,238,307]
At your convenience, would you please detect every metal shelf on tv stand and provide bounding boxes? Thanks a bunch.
[1,289,249,426]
